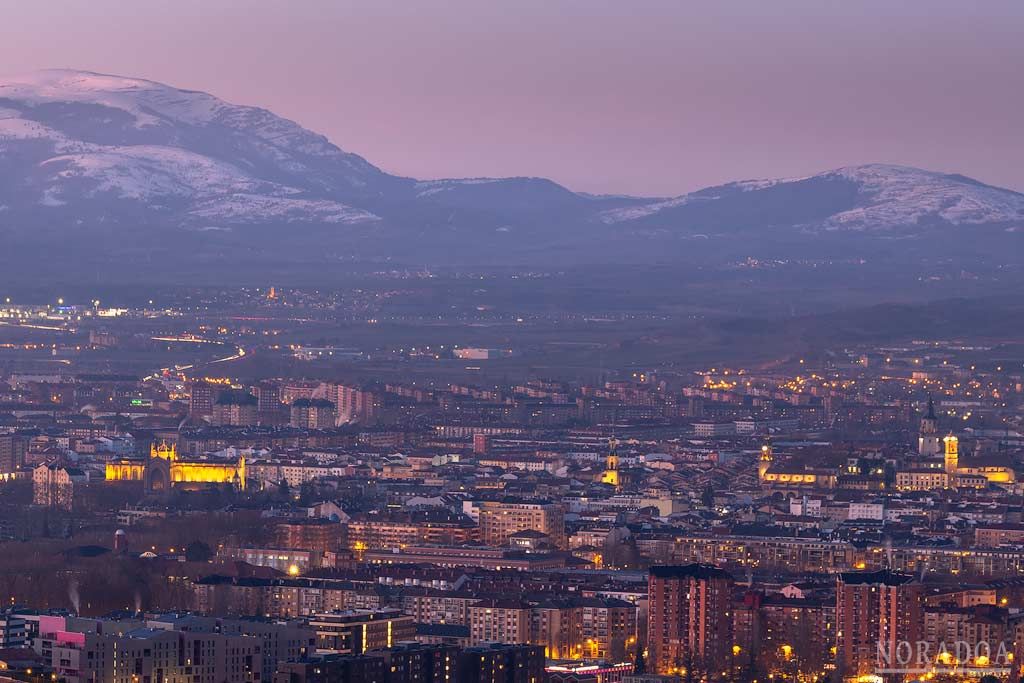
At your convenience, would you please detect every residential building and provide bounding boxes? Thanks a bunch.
[647,564,734,676]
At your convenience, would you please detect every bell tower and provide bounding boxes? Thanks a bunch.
[919,396,942,456]
[943,434,959,474]
[601,437,620,489]
[758,442,773,481]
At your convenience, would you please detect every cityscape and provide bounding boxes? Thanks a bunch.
[2,3,1024,683]
[0,284,1021,683]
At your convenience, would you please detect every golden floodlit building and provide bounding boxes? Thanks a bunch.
[758,443,838,492]
[894,434,1014,492]
[105,441,246,493]
[944,435,1015,487]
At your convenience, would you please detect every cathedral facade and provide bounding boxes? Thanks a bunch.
[105,442,246,493]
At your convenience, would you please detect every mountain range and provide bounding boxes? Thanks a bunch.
[1,69,1022,270]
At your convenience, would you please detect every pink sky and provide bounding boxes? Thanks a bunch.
[2,0,1022,196]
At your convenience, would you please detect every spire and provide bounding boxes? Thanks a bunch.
[606,436,619,468]
[926,395,936,420]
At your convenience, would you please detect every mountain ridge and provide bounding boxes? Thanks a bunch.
[1,69,1022,268]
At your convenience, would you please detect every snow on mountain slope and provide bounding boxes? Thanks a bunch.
[415,178,504,198]
[0,69,1022,262]
[413,176,587,211]
[0,108,89,153]
[189,194,379,225]
[0,69,388,225]
[599,194,703,223]
[0,70,356,161]
[34,144,375,224]
[0,71,214,128]
[600,164,1024,231]
[40,146,261,200]
[823,164,1024,229]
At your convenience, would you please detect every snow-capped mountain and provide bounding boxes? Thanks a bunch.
[600,164,1024,233]
[0,69,392,226]
[0,69,1022,268]
[820,165,1024,230]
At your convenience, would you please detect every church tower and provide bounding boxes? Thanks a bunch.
[601,437,620,489]
[943,434,959,474]
[758,442,773,481]
[919,396,942,457]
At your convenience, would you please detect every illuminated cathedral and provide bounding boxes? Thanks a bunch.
[896,403,1015,491]
[919,398,1012,487]
[105,442,246,493]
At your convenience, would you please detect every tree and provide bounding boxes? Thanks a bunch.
[299,481,315,506]
[701,483,715,508]
[633,646,646,675]
[185,540,213,563]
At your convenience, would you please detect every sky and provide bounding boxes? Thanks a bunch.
[2,0,1022,196]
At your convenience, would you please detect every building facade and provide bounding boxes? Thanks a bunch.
[105,442,246,492]
[836,570,923,678]
[478,500,566,549]
[647,564,734,676]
